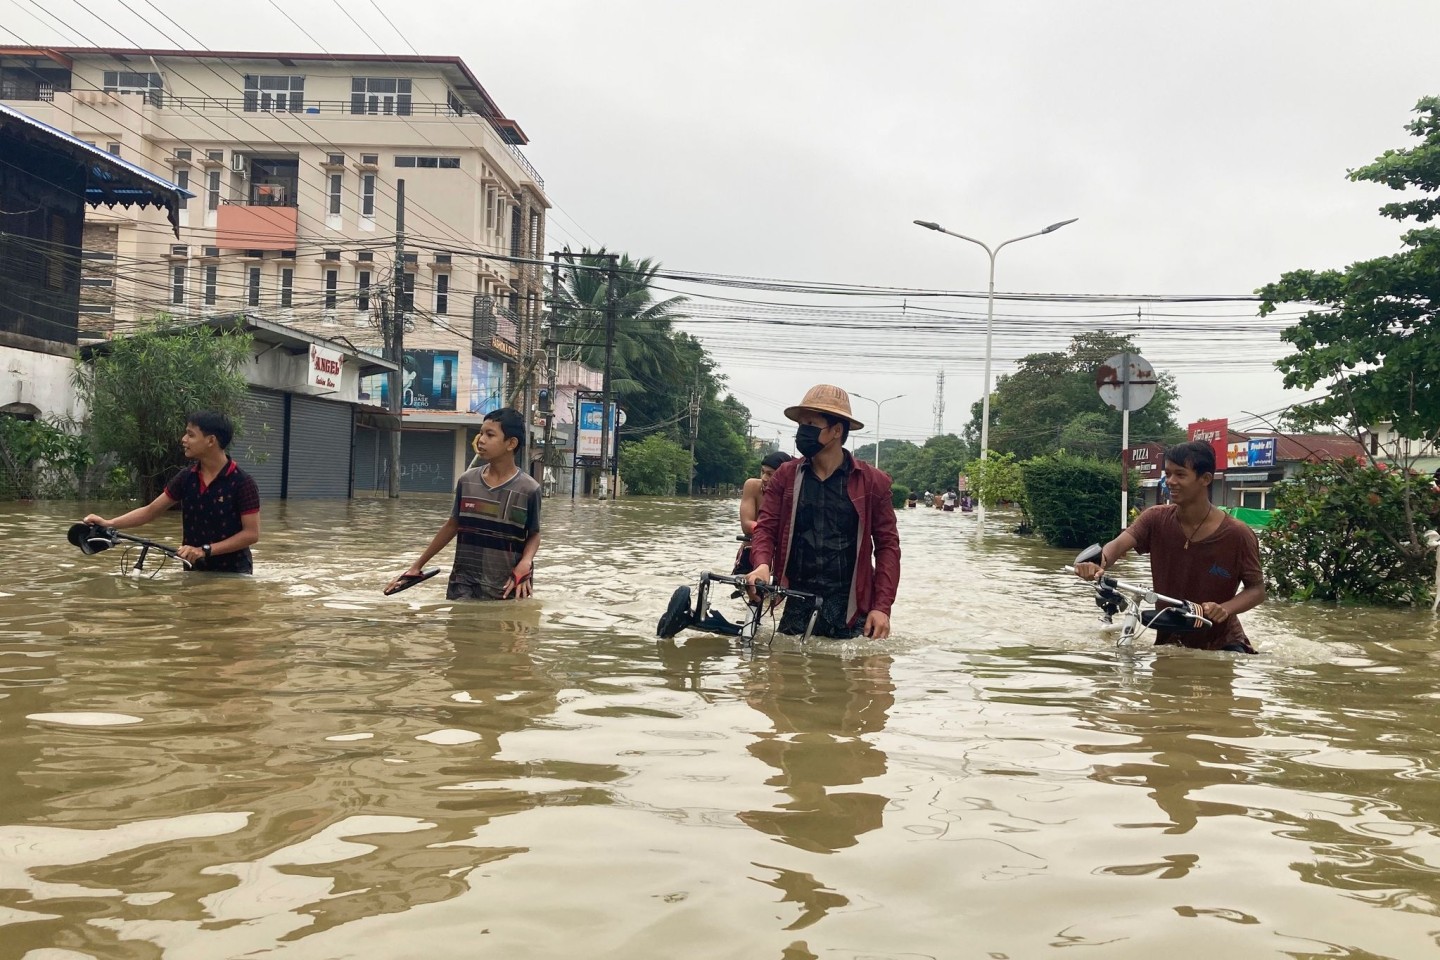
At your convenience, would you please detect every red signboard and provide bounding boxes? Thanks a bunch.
[1188,418,1229,471]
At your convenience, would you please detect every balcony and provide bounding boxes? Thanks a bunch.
[471,297,519,362]
[216,202,298,251]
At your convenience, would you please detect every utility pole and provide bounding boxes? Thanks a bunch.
[598,254,618,499]
[687,367,701,497]
[541,251,562,494]
[387,179,406,499]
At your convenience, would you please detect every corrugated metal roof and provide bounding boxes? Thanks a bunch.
[0,101,192,234]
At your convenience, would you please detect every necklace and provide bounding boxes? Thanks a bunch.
[483,463,519,487]
[1181,504,1213,550]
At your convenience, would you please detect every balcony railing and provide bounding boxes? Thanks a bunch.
[155,95,543,188]
[472,297,519,360]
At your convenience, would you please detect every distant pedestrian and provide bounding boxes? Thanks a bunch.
[388,407,541,600]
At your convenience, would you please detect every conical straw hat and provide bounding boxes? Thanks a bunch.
[784,384,864,431]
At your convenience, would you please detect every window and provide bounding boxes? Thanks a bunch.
[328,172,342,216]
[243,74,305,113]
[203,246,219,258]
[360,153,378,165]
[435,273,449,315]
[324,269,338,310]
[81,251,115,261]
[207,149,224,162]
[434,253,451,264]
[174,148,192,160]
[326,152,345,166]
[176,168,189,209]
[280,268,293,308]
[204,265,218,306]
[357,270,371,312]
[357,250,374,262]
[80,276,113,287]
[351,77,411,116]
[394,155,460,169]
[323,249,341,261]
[361,174,375,217]
[106,142,121,156]
[446,89,466,116]
[247,266,261,307]
[171,244,188,257]
[171,265,186,305]
[207,170,221,212]
[401,272,415,312]
[78,304,113,315]
[102,70,163,105]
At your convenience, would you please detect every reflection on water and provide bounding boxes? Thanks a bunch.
[2,498,1440,957]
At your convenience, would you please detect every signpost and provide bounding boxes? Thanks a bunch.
[1096,352,1157,530]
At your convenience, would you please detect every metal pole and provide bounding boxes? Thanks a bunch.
[876,403,883,471]
[1120,351,1131,530]
[387,179,406,499]
[571,391,579,500]
[977,249,996,531]
[598,255,617,499]
[688,367,701,497]
[542,251,562,494]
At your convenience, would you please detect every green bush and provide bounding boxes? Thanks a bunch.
[0,416,92,500]
[1262,459,1440,606]
[1022,451,1123,548]
[619,434,693,496]
[891,483,910,508]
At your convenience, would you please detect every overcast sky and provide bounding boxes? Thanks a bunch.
[9,0,1440,448]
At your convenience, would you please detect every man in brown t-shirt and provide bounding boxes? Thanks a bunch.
[1074,440,1266,652]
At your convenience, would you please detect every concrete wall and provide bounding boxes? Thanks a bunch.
[0,345,83,420]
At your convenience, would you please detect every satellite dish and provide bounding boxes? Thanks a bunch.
[1095,352,1157,412]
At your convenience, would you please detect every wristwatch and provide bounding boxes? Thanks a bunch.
[202,544,213,559]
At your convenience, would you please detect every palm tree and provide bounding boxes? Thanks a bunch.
[553,249,693,439]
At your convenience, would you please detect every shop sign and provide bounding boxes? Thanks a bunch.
[1188,418,1229,469]
[309,344,343,392]
[1248,436,1277,467]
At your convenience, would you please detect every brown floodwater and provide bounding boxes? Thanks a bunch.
[2,497,1440,959]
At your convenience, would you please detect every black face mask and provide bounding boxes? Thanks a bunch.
[795,424,826,459]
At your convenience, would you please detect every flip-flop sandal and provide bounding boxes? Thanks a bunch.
[384,568,441,595]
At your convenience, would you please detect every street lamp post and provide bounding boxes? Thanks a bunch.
[913,217,1077,528]
[851,392,904,471]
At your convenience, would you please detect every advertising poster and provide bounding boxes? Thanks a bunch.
[1248,437,1277,467]
[576,400,618,457]
[468,357,504,414]
[1187,418,1229,470]
[402,349,459,411]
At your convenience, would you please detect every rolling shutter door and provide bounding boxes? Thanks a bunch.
[287,396,353,498]
[235,388,285,501]
[352,425,385,493]
[401,430,455,494]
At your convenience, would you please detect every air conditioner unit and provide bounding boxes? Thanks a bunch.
[231,152,247,174]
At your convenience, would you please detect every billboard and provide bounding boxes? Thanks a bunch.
[402,349,459,411]
[1227,441,1249,470]
[576,400,618,458]
[1188,418,1228,471]
[1248,437,1277,468]
[468,357,505,414]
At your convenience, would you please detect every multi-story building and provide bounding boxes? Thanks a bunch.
[0,46,549,496]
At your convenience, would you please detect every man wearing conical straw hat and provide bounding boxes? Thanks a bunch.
[746,384,901,639]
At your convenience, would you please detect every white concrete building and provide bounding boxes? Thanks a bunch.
[1,46,549,495]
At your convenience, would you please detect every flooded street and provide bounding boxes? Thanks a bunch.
[3,496,1440,959]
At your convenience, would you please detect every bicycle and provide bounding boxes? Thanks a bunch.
[1064,543,1211,648]
[67,521,192,577]
[656,570,824,649]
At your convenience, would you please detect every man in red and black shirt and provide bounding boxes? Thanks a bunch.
[84,411,261,574]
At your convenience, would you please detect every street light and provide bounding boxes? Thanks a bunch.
[850,392,904,471]
[913,216,1077,527]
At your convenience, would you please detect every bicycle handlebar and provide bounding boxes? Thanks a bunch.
[1064,565,1212,629]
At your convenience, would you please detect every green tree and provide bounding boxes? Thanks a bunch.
[619,434,693,496]
[1022,451,1123,549]
[1258,96,1440,445]
[968,451,1026,514]
[964,332,1184,462]
[0,416,91,499]
[74,319,252,499]
[1262,459,1440,606]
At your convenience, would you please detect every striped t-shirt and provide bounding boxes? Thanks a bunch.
[449,465,541,599]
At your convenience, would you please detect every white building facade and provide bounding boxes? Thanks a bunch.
[1,46,549,495]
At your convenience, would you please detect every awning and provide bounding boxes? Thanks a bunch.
[0,101,193,235]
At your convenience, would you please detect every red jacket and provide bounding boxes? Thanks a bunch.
[749,453,901,626]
